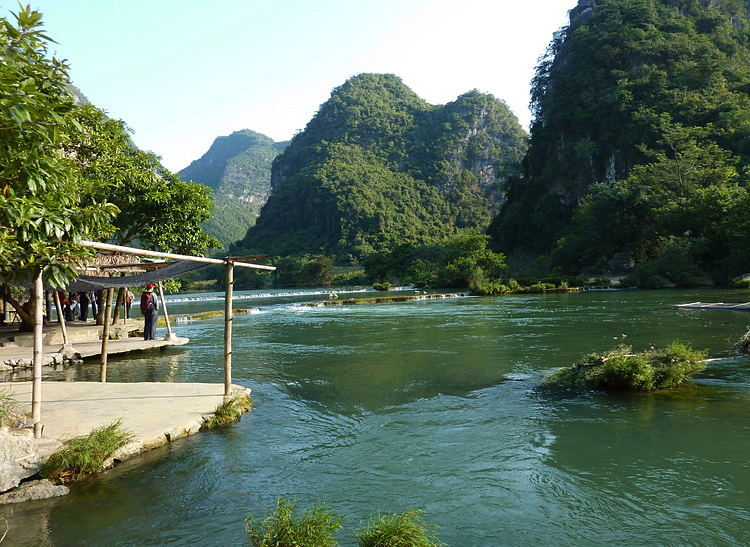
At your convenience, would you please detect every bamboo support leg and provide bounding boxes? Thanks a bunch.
[224,262,234,397]
[32,272,44,438]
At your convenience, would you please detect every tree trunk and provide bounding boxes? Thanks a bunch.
[112,287,124,324]
[96,290,105,325]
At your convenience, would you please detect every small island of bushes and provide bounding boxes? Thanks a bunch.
[546,341,707,392]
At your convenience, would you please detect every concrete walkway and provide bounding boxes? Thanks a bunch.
[1,381,249,460]
[0,319,189,370]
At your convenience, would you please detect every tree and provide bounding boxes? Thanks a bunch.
[553,117,749,278]
[0,6,117,318]
[69,105,221,256]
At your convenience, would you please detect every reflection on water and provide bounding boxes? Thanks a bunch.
[4,288,750,546]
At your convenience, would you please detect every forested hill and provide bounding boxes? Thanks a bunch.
[179,130,288,248]
[489,0,750,282]
[234,73,527,259]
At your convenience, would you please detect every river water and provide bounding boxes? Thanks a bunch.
[5,288,750,546]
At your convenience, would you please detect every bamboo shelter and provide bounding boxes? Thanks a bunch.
[13,241,275,438]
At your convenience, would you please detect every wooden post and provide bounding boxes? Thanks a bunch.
[157,281,175,340]
[100,288,114,382]
[32,272,43,439]
[52,290,69,346]
[224,261,234,397]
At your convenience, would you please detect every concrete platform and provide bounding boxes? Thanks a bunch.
[1,381,250,461]
[0,319,189,369]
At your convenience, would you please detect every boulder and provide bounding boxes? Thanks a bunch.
[0,479,68,504]
[0,430,42,492]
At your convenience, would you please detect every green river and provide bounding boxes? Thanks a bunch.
[5,287,750,546]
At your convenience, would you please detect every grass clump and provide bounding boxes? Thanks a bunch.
[546,340,707,392]
[246,497,343,547]
[203,390,253,429]
[41,419,134,483]
[0,388,27,429]
[356,509,444,547]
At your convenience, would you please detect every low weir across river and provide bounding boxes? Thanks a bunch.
[5,287,750,546]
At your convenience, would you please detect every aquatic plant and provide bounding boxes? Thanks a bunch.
[734,328,750,355]
[203,390,253,429]
[355,509,444,547]
[42,419,133,483]
[245,497,343,547]
[546,341,707,392]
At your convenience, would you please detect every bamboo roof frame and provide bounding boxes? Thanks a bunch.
[26,240,276,438]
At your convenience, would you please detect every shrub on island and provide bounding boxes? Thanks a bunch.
[246,499,445,547]
[246,498,343,547]
[546,341,707,392]
[356,509,444,547]
[734,329,750,355]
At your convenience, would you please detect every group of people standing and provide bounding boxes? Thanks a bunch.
[59,288,137,322]
[57,284,159,341]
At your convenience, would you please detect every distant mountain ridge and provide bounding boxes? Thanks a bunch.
[236,73,528,259]
[179,130,288,248]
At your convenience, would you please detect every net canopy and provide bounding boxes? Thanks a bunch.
[62,260,206,292]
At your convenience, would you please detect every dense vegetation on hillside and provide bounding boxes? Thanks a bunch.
[233,74,527,261]
[179,130,288,248]
[489,0,750,284]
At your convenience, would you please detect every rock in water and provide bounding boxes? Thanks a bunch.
[0,479,69,504]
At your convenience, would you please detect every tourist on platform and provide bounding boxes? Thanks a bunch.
[68,292,80,320]
[125,287,134,319]
[140,283,159,340]
[79,291,91,322]
[89,291,98,319]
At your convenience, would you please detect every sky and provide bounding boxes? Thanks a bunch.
[5,0,578,172]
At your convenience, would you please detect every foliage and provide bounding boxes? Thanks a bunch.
[41,419,134,483]
[234,74,527,260]
[733,277,750,289]
[489,0,750,280]
[355,509,444,547]
[70,105,221,256]
[363,231,507,290]
[0,6,117,288]
[245,498,344,547]
[202,390,253,429]
[621,236,704,288]
[546,340,707,392]
[162,278,182,294]
[373,282,391,291]
[179,130,288,248]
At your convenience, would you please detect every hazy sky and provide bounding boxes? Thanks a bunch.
[7,1,577,172]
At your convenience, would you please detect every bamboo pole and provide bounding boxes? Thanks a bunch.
[32,272,43,438]
[52,290,69,346]
[100,288,114,382]
[224,261,234,397]
[79,240,275,270]
[157,281,174,339]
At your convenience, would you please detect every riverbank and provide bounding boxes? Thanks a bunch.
[0,381,251,503]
